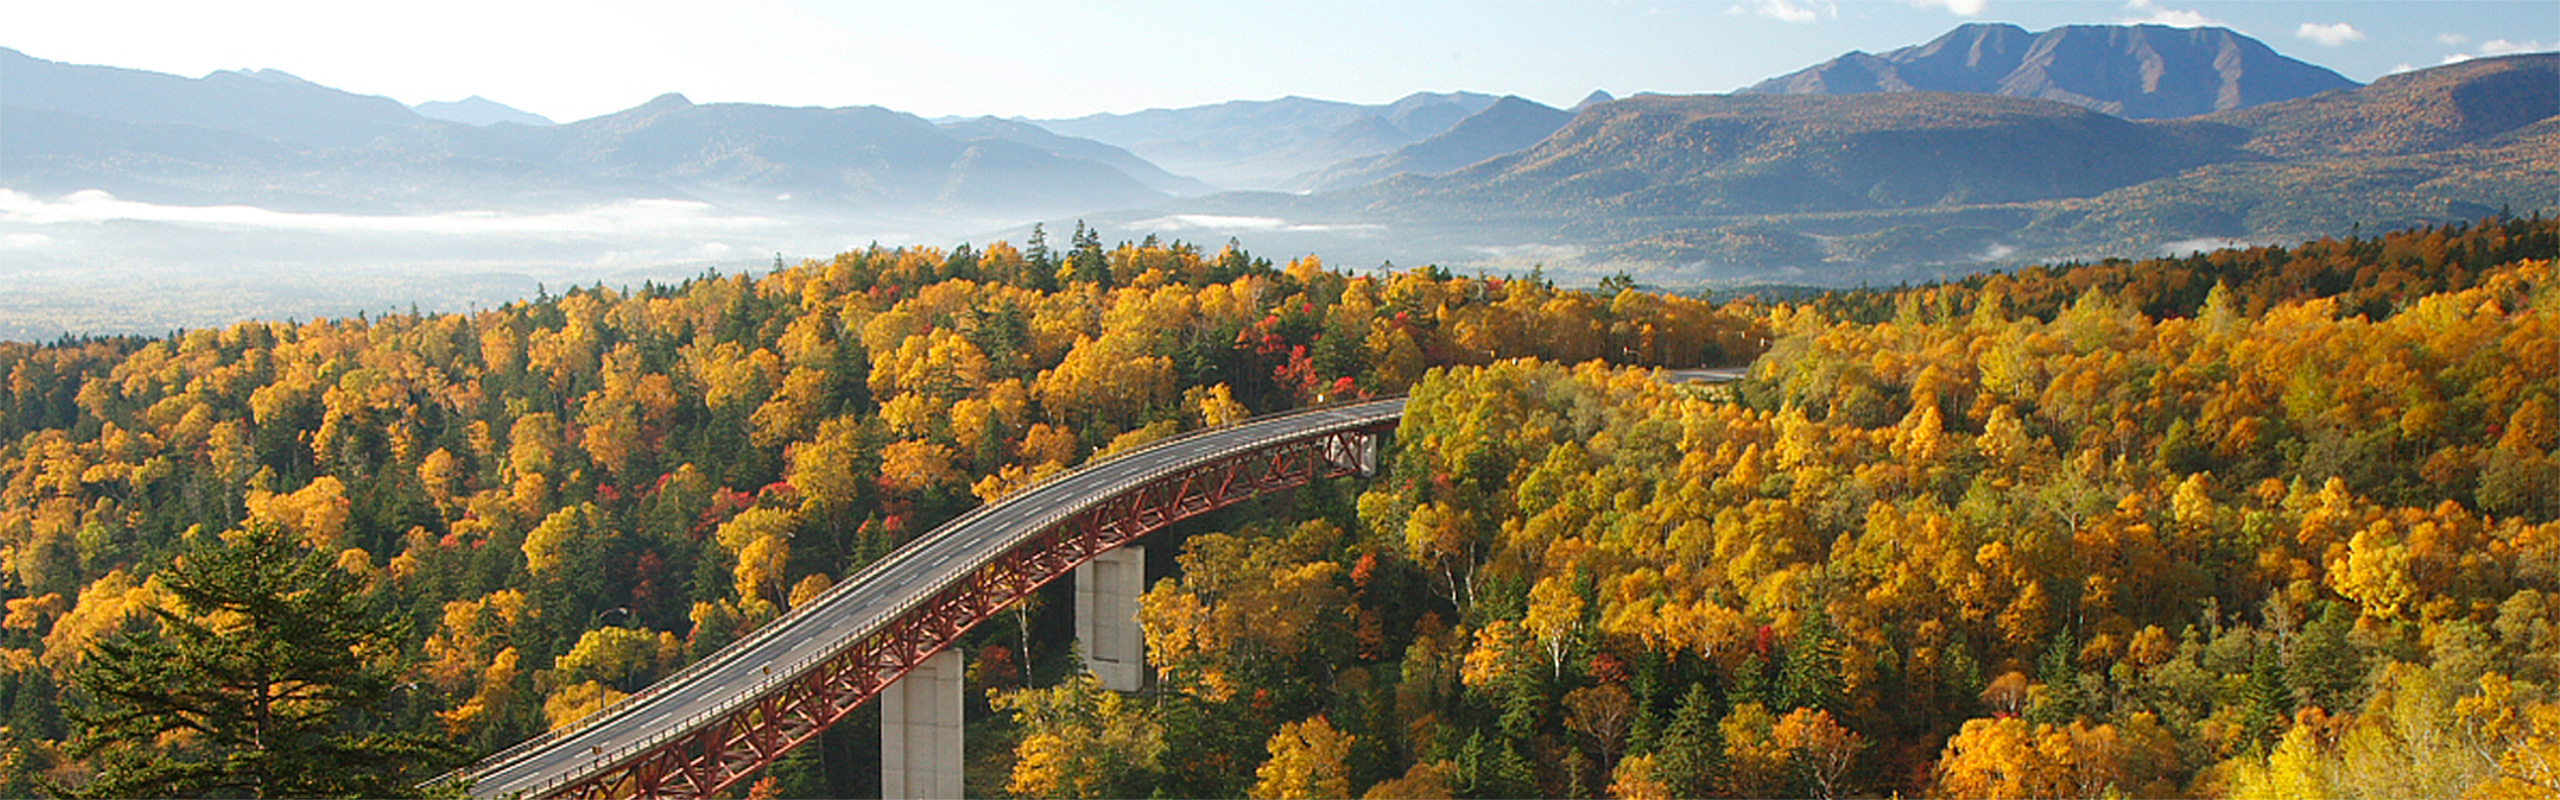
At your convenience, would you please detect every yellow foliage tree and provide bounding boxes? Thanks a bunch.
[554,626,681,689]
[1721,702,1786,798]
[1252,714,1356,800]
[996,674,1162,799]
[40,569,163,674]
[519,503,601,577]
[542,679,628,731]
[243,476,352,552]
[1366,760,1456,800]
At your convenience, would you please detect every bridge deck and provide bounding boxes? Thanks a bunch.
[462,398,1404,798]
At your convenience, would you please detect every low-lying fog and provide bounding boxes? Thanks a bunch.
[0,189,1016,341]
[0,189,1630,341]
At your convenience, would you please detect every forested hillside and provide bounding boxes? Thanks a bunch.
[0,227,1753,794]
[1011,217,2560,799]
[1,217,2555,798]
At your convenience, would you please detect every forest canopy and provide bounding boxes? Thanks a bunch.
[0,217,2553,797]
[0,230,1753,795]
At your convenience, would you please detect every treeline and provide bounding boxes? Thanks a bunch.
[0,230,1756,793]
[1802,214,2560,324]
[1006,218,2560,799]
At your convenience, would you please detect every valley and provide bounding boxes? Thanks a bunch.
[4,27,2554,341]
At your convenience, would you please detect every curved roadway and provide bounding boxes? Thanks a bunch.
[463,398,1406,798]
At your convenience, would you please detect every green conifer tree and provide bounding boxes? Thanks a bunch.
[60,526,459,798]
[1652,683,1725,799]
[1777,607,1844,713]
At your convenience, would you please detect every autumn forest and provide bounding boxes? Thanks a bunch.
[1,217,2557,798]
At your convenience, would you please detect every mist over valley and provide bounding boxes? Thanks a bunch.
[2,23,2554,339]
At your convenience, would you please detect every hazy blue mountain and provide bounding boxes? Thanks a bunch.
[1099,57,2551,284]
[1377,91,1503,139]
[936,116,1216,196]
[0,46,429,148]
[521,93,1169,215]
[1034,95,1370,174]
[1571,90,1616,112]
[1742,23,2361,119]
[8,35,2546,302]
[1356,92,2235,217]
[0,100,631,214]
[1030,91,1503,189]
[2192,52,2560,157]
[1,48,1176,221]
[1295,95,1573,191]
[414,95,555,127]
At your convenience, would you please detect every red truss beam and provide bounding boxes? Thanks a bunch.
[541,424,1388,798]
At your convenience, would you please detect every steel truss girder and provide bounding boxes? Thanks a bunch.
[544,424,1388,798]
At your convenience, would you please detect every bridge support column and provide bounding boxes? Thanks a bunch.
[881,648,962,800]
[1075,545,1145,691]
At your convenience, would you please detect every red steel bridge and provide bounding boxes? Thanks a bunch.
[455,398,1404,798]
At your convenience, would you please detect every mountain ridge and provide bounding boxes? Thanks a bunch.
[1742,23,2361,119]
[4,30,2553,296]
[415,95,556,127]
[0,48,1177,220]
[1103,53,2554,283]
[1029,91,1506,190]
[0,45,427,149]
[1293,96,1577,192]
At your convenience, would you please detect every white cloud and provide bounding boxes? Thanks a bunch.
[1751,0,1825,23]
[0,232,49,249]
[2118,0,2220,28]
[2438,33,2470,45]
[2389,62,2418,74]
[1906,0,1988,16]
[2295,22,2365,47]
[0,189,778,236]
[2438,40,2552,66]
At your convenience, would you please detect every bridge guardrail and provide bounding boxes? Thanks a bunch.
[455,397,1402,795]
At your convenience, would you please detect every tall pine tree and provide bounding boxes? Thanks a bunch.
[61,526,459,798]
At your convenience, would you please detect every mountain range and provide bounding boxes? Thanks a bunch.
[1742,23,2360,119]
[1293,95,1576,193]
[1145,50,2553,281]
[413,95,555,127]
[0,46,1167,219]
[1030,91,1514,190]
[1,24,2555,338]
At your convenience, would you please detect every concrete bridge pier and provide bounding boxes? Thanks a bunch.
[1075,545,1145,692]
[881,648,962,800]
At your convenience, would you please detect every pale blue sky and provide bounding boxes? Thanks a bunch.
[3,1,2553,122]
